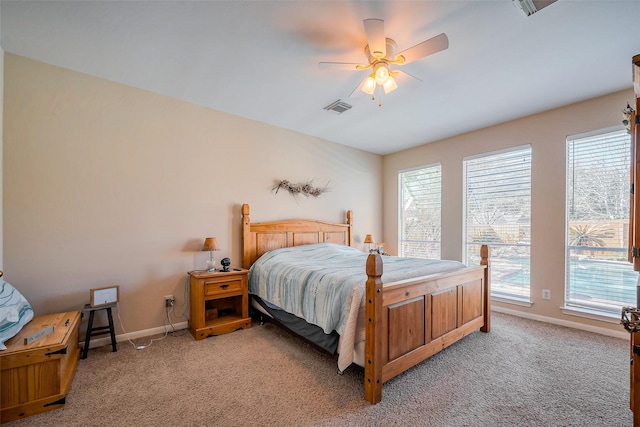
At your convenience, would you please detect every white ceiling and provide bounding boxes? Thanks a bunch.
[1,1,639,155]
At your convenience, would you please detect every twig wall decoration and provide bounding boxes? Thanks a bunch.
[623,102,635,134]
[272,179,330,198]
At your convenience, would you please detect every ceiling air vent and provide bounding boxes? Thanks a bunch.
[513,0,557,16]
[323,100,352,115]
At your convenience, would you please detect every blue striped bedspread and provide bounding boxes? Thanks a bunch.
[248,243,466,337]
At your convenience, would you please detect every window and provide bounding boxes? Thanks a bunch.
[399,163,442,259]
[464,146,532,301]
[566,128,634,314]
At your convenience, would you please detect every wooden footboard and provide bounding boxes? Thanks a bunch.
[364,245,490,404]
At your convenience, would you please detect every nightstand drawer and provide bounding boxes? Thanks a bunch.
[204,277,244,296]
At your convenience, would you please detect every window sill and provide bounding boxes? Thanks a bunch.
[491,294,532,308]
[560,306,621,324]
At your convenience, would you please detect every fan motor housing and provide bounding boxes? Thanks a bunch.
[364,38,397,62]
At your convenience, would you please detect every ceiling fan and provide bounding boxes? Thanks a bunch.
[319,19,449,101]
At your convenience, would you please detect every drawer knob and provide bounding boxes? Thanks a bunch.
[220,284,229,290]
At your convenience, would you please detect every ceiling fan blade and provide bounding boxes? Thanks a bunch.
[349,76,371,98]
[393,70,423,90]
[395,33,449,64]
[318,62,362,71]
[363,18,386,59]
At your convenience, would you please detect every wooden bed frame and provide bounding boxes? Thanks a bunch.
[241,203,490,404]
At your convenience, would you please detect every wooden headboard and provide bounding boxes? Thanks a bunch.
[241,203,353,269]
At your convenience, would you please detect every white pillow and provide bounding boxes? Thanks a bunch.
[0,280,34,350]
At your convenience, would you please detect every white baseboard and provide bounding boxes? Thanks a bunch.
[492,306,628,340]
[80,321,189,350]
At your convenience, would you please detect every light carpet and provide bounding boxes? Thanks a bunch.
[5,313,633,426]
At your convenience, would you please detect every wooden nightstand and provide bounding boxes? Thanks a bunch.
[189,269,251,340]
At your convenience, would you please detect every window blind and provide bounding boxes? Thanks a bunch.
[399,164,441,259]
[464,146,532,300]
[566,129,634,313]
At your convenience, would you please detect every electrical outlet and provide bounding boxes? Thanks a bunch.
[542,289,551,300]
[164,295,175,307]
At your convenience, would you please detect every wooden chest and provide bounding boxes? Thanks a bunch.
[1,311,81,423]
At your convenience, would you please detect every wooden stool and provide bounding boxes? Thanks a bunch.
[81,302,117,359]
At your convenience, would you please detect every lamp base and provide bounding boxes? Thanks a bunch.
[206,259,216,272]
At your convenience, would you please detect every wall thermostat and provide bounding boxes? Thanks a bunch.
[90,285,119,307]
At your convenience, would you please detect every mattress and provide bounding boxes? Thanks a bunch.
[248,242,466,371]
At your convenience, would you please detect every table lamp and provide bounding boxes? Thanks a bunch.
[364,234,375,252]
[202,237,220,271]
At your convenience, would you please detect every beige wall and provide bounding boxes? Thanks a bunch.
[5,50,633,339]
[3,53,382,335]
[383,88,635,335]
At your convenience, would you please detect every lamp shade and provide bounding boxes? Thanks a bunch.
[201,237,219,251]
[364,234,374,244]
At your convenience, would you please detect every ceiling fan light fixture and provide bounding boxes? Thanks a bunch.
[324,18,448,101]
[361,76,376,95]
[382,76,398,94]
[373,63,390,85]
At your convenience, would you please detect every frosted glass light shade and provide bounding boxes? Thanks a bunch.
[382,76,398,94]
[362,76,376,95]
